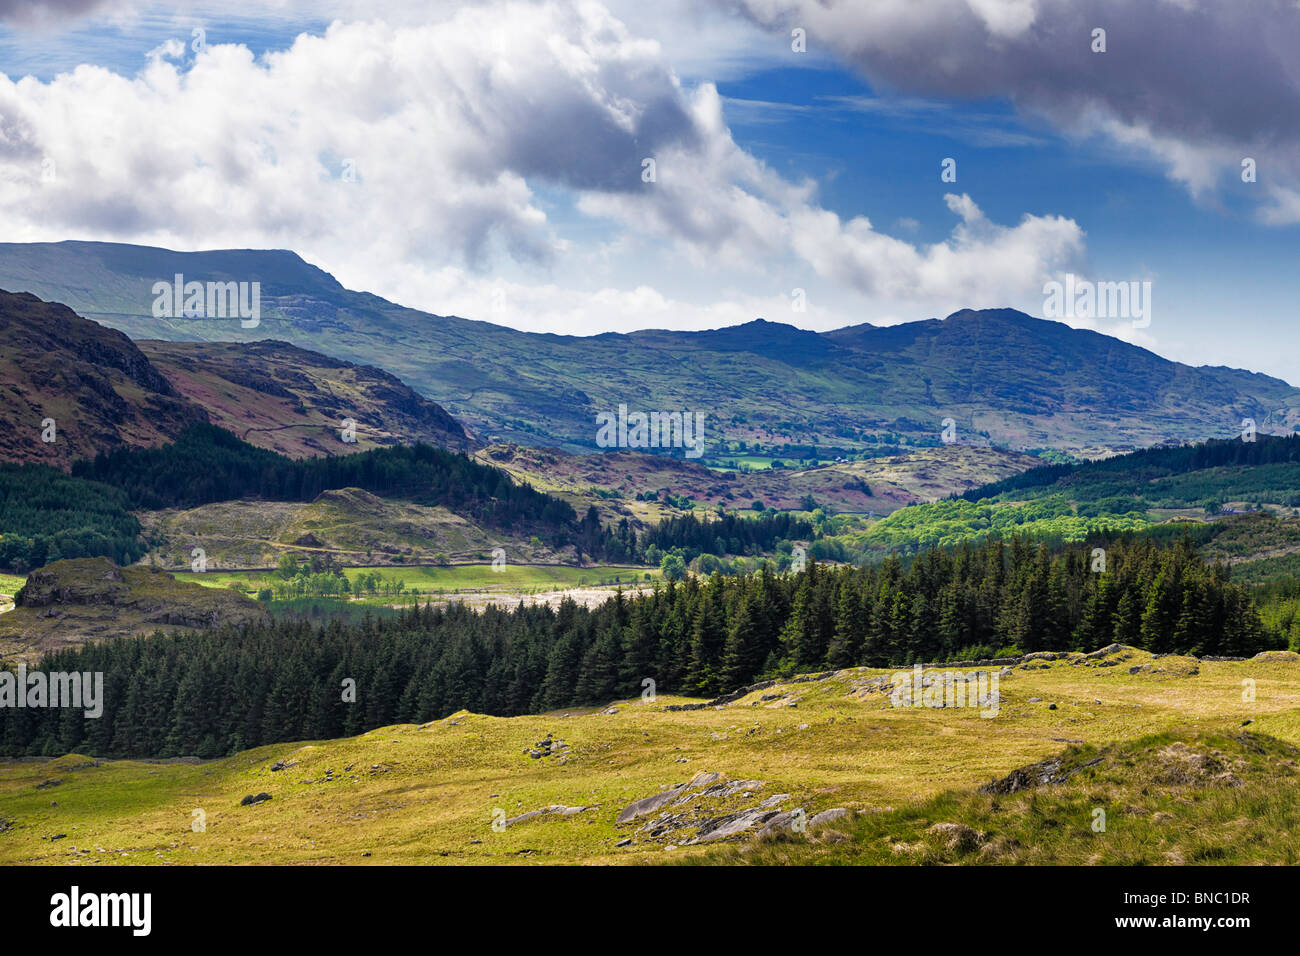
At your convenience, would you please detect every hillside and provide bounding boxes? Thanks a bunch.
[696,726,1300,866]
[141,339,470,457]
[0,557,267,662]
[804,433,1300,564]
[137,487,574,570]
[0,645,1295,864]
[2,242,1297,455]
[962,433,1300,506]
[0,288,470,467]
[0,289,206,468]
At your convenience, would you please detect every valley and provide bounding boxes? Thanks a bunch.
[1,255,1299,873]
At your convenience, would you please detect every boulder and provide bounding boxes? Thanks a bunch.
[809,808,848,827]
[694,808,780,843]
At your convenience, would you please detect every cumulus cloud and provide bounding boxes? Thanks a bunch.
[0,2,705,269]
[0,0,1088,332]
[723,0,1300,223]
[576,83,1083,305]
[788,193,1084,303]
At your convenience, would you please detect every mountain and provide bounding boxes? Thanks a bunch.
[0,289,206,468]
[2,241,1296,455]
[0,286,468,466]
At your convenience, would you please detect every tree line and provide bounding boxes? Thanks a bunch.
[1,534,1280,759]
[72,423,577,533]
[0,464,144,571]
[584,508,813,565]
[964,433,1300,503]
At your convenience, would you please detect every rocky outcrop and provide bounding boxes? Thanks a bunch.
[980,754,1105,794]
[616,771,722,824]
[614,772,846,846]
[0,557,268,662]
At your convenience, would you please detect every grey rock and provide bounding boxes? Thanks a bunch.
[503,804,592,827]
[617,771,720,824]
[809,808,849,827]
[694,808,780,842]
[672,777,762,807]
[756,808,806,837]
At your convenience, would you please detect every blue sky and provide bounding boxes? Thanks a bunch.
[719,61,1297,379]
[0,0,1297,383]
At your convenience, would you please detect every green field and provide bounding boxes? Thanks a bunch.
[0,573,26,595]
[175,562,656,598]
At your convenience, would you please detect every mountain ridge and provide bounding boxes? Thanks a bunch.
[2,240,1296,456]
[0,285,470,466]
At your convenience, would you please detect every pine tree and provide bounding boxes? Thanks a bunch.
[721,596,763,689]
[686,587,727,695]
[827,577,865,667]
[619,605,659,697]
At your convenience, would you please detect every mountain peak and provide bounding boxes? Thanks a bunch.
[941,307,1036,325]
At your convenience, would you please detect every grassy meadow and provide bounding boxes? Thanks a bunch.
[1,646,1296,866]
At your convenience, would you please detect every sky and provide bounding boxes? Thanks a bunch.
[0,0,1297,382]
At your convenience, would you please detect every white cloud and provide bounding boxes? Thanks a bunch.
[0,0,1090,336]
[786,194,1085,304]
